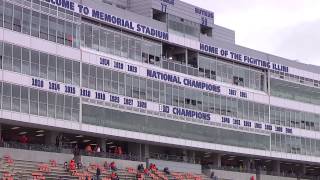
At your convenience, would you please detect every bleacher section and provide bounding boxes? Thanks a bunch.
[0,154,211,180]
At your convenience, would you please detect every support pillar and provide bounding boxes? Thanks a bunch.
[0,124,2,141]
[98,138,106,152]
[191,151,196,164]
[244,158,252,171]
[272,160,280,175]
[212,153,222,168]
[45,131,58,145]
[144,144,150,160]
[182,149,188,162]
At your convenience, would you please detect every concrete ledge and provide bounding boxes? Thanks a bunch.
[0,147,145,169]
[148,159,201,173]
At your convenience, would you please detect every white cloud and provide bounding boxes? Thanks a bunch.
[181,0,320,65]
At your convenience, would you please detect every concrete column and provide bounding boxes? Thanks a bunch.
[299,164,306,177]
[182,149,188,162]
[191,151,196,164]
[45,131,58,145]
[212,153,222,168]
[0,124,2,140]
[144,144,150,160]
[272,160,280,175]
[98,138,106,152]
[244,158,251,170]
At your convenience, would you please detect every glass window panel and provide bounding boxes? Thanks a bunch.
[30,89,38,115]
[0,0,3,27]
[40,52,48,79]
[84,24,92,48]
[13,5,22,32]
[3,43,12,70]
[31,11,40,37]
[57,57,64,82]
[92,26,99,50]
[57,19,64,44]
[12,45,21,73]
[22,8,31,34]
[40,13,48,40]
[72,61,80,86]
[64,59,72,84]
[99,29,107,53]
[48,16,56,42]
[65,21,73,46]
[4,2,13,30]
[106,30,114,54]
[31,50,39,77]
[21,47,30,75]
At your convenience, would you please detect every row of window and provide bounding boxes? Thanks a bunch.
[83,104,270,151]
[271,133,320,157]
[1,41,319,132]
[81,22,162,66]
[198,55,266,92]
[0,82,80,121]
[0,41,80,86]
[271,106,320,131]
[168,14,200,39]
[82,63,320,131]
[271,78,320,106]
[271,70,320,88]
[0,0,80,48]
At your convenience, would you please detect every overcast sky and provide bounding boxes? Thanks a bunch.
[181,0,320,66]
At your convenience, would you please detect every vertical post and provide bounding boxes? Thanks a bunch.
[212,153,221,168]
[272,160,280,175]
[99,138,106,153]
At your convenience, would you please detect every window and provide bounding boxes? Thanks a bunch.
[40,13,48,40]
[57,19,65,44]
[0,0,3,27]
[31,50,39,76]
[40,52,48,79]
[65,21,73,46]
[31,11,40,37]
[12,45,21,73]
[4,2,13,30]
[22,8,31,34]
[21,47,30,75]
[3,43,12,70]
[48,55,56,81]
[13,6,22,32]
[48,16,56,42]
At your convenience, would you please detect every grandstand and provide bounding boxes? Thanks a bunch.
[0,0,320,179]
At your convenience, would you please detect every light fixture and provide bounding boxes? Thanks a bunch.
[90,143,97,146]
[11,127,20,130]
[70,141,77,144]
[83,139,91,143]
[36,130,45,133]
[19,132,27,135]
[35,134,44,137]
[109,145,116,148]
[76,135,84,138]
[106,142,113,145]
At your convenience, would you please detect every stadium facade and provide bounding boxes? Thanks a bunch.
[0,0,320,179]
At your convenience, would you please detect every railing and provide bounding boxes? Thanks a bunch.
[1,141,142,162]
[202,165,315,180]
[80,150,141,162]
[3,141,73,153]
[149,152,199,164]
